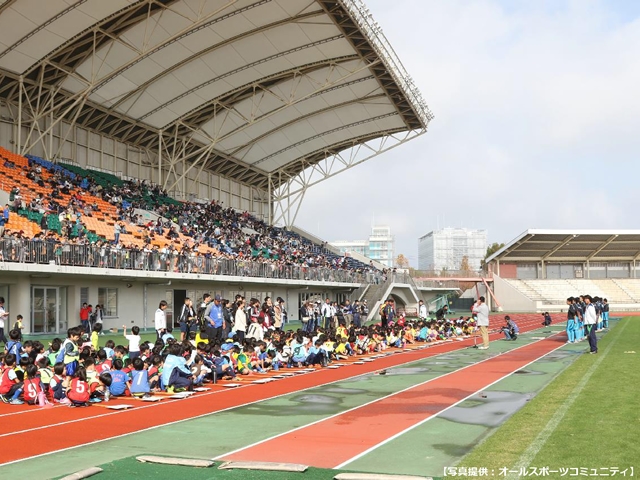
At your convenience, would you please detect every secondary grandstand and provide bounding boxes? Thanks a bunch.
[487,229,640,312]
[0,0,434,335]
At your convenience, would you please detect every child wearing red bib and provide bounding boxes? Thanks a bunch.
[65,367,90,406]
[23,364,45,405]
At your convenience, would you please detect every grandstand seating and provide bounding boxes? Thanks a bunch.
[0,147,213,252]
[1,147,372,273]
[610,279,640,302]
[502,277,638,304]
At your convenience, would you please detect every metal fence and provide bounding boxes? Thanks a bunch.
[0,239,375,284]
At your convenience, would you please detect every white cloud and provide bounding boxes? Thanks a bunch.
[294,0,640,265]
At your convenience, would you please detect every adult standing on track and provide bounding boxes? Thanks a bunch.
[418,300,428,321]
[79,302,91,331]
[178,297,196,342]
[234,297,247,343]
[0,296,9,346]
[473,296,490,350]
[321,298,333,330]
[205,294,224,344]
[155,300,168,340]
[583,295,598,354]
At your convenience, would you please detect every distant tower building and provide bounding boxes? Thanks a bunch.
[418,228,487,272]
[331,225,395,268]
[368,226,394,268]
[331,239,369,257]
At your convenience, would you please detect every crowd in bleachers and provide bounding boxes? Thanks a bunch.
[0,148,379,282]
[0,293,481,405]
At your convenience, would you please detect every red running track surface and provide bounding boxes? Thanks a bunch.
[222,334,565,468]
[0,313,564,465]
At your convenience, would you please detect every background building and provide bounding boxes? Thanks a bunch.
[418,228,487,272]
[332,226,395,268]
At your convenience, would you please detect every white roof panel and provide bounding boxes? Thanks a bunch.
[0,0,431,189]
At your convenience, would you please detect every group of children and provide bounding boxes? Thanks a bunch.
[0,324,162,405]
[0,310,484,406]
[565,296,609,344]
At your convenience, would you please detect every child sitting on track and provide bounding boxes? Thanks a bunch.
[22,364,46,406]
[65,366,90,407]
[0,354,24,404]
[130,357,150,396]
[162,344,193,391]
[108,359,130,397]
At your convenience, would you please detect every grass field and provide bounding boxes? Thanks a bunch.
[461,317,639,477]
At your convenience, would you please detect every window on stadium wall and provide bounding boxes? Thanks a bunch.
[517,264,538,279]
[611,263,629,278]
[545,264,584,279]
[185,289,272,304]
[80,287,89,306]
[98,288,118,318]
[299,292,324,307]
[165,290,173,328]
[590,263,607,279]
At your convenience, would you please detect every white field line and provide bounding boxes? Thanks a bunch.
[505,320,627,480]
[0,328,521,467]
[0,317,547,421]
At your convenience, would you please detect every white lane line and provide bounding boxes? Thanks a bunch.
[0,317,545,421]
[505,320,626,479]
[0,332,511,467]
[214,333,561,461]
[333,335,566,469]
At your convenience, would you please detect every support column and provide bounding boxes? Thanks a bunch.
[268,173,273,225]
[48,89,54,160]
[17,76,23,154]
[12,275,32,335]
[586,261,590,279]
[158,130,163,187]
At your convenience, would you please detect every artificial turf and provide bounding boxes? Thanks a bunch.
[57,457,444,480]
[459,317,639,476]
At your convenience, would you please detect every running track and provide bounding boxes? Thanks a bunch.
[222,335,565,468]
[0,314,565,466]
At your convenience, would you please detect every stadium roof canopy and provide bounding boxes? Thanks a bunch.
[0,0,432,194]
[487,229,640,263]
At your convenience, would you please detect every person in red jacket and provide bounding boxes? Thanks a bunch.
[79,303,92,332]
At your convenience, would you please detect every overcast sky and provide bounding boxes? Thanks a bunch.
[295,0,640,267]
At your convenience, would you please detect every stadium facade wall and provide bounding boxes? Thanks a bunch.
[0,104,269,220]
[494,260,637,280]
[0,265,359,336]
